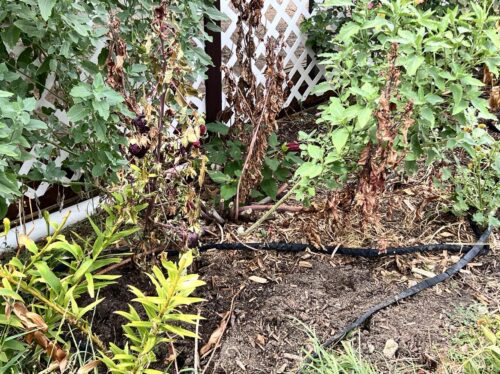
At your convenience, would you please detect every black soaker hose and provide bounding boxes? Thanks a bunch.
[199,242,481,257]
[296,226,493,373]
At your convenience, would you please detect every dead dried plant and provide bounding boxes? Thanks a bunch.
[12,301,68,371]
[483,65,499,112]
[223,0,289,219]
[355,43,415,224]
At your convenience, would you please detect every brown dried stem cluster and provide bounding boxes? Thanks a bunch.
[355,43,415,223]
[484,65,499,112]
[106,15,138,114]
[223,0,289,219]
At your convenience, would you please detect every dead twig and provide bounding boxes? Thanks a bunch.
[238,204,308,214]
[201,286,245,374]
[96,247,164,275]
[242,179,302,236]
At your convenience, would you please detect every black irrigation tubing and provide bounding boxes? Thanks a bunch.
[296,226,493,373]
[98,218,493,372]
[198,242,483,257]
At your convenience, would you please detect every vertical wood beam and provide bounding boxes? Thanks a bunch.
[204,0,222,122]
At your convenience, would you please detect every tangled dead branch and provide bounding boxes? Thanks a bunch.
[223,0,289,218]
[355,43,415,223]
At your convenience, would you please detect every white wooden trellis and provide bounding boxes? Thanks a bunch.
[219,0,324,109]
[12,0,323,219]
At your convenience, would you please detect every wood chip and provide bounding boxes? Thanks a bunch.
[236,359,246,370]
[383,339,398,359]
[411,267,436,278]
[249,275,268,284]
[255,334,266,347]
[298,261,313,268]
[283,353,301,361]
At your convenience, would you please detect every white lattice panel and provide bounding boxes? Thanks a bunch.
[220,0,324,108]
[16,1,320,206]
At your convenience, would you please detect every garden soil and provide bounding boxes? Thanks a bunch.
[88,226,499,373]
[84,110,499,373]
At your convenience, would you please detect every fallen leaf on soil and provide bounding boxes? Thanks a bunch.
[298,261,313,268]
[255,334,266,347]
[249,275,268,284]
[383,339,398,359]
[200,311,230,356]
[77,360,100,374]
[439,231,454,238]
[283,353,301,361]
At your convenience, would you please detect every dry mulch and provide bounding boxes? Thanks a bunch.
[86,109,499,373]
[190,228,498,373]
[87,179,499,373]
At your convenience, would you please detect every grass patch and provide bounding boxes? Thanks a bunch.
[444,304,500,374]
[298,324,377,374]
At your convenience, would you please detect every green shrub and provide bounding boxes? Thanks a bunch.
[0,0,132,213]
[295,0,499,222]
[206,126,302,203]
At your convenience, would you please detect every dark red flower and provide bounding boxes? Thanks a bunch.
[286,141,300,152]
[199,124,207,136]
[129,144,148,158]
[155,6,165,20]
[186,231,199,248]
[192,140,201,148]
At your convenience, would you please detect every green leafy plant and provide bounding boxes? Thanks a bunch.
[0,207,139,371]
[444,108,499,227]
[0,0,132,212]
[0,0,222,221]
[100,251,205,374]
[300,1,348,54]
[0,195,204,373]
[206,126,302,204]
[298,322,377,374]
[296,0,499,209]
[446,305,500,374]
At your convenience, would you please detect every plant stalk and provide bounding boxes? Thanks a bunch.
[2,273,108,353]
[242,179,302,236]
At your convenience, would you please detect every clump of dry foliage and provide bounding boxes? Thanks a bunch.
[355,43,415,221]
[223,0,289,218]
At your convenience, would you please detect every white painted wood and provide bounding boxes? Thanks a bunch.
[220,0,324,108]
[0,196,101,253]
[13,1,320,227]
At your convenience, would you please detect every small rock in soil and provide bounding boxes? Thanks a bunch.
[383,338,399,359]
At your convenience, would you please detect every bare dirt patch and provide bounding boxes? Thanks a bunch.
[86,228,499,373]
[84,109,499,373]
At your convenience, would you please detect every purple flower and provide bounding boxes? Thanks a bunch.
[367,1,375,9]
[129,144,148,158]
[133,115,149,134]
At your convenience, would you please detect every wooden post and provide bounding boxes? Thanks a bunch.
[204,0,222,123]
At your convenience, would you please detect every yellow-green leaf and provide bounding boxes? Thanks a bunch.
[34,261,61,293]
